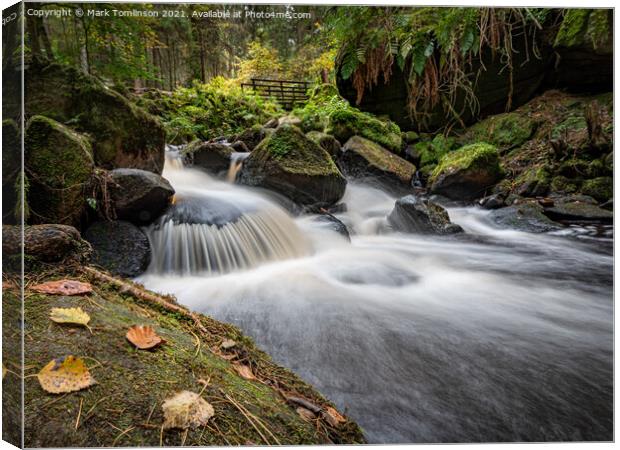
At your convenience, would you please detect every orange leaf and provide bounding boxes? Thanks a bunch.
[233,363,256,380]
[126,325,165,350]
[322,406,346,427]
[37,356,96,394]
[31,279,92,296]
[296,407,316,422]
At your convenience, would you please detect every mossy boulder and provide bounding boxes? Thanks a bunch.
[2,119,20,224]
[339,136,416,187]
[306,131,342,159]
[182,141,234,175]
[326,109,402,153]
[514,166,551,197]
[7,267,365,447]
[387,195,463,235]
[233,125,267,151]
[430,143,504,200]
[550,175,579,194]
[2,224,91,262]
[25,115,94,226]
[554,9,612,54]
[239,125,347,208]
[413,135,457,168]
[463,112,536,150]
[581,176,612,202]
[22,58,166,173]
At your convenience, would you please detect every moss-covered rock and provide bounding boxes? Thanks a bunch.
[413,134,457,168]
[239,125,346,208]
[25,115,94,226]
[183,141,234,175]
[2,224,91,263]
[581,176,613,202]
[306,131,342,159]
[22,58,166,173]
[339,136,416,187]
[4,266,365,447]
[2,119,20,224]
[554,9,612,54]
[233,124,267,151]
[430,143,504,200]
[514,166,551,197]
[550,175,579,194]
[463,112,536,150]
[327,109,402,153]
[402,131,420,144]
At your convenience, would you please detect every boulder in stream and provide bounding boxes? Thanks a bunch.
[83,221,151,278]
[309,213,351,240]
[233,125,266,151]
[183,141,234,175]
[489,201,562,233]
[339,136,416,187]
[238,124,347,208]
[430,143,504,201]
[109,168,175,225]
[543,196,613,222]
[3,224,91,262]
[388,195,463,235]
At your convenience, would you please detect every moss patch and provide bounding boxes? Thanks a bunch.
[431,143,502,183]
[8,267,365,447]
[581,176,612,202]
[463,112,536,150]
[327,109,402,153]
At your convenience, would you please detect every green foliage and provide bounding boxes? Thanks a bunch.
[158,77,283,143]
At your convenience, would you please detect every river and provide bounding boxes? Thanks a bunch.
[138,151,613,443]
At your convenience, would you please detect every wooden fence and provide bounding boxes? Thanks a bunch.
[241,78,311,109]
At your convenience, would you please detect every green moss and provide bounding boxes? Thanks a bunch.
[327,109,402,153]
[554,9,590,48]
[402,131,420,144]
[551,115,587,140]
[25,115,93,225]
[581,176,612,202]
[431,142,502,182]
[2,119,20,223]
[14,268,365,447]
[514,166,551,197]
[465,112,535,149]
[344,136,416,184]
[554,9,612,50]
[550,175,579,194]
[585,9,612,50]
[415,134,457,167]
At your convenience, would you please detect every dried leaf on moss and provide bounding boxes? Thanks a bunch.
[50,307,91,329]
[32,279,92,296]
[37,356,96,394]
[296,407,316,422]
[233,363,256,380]
[126,325,165,350]
[162,391,214,430]
[323,406,346,427]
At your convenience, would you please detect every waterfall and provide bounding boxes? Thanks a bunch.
[145,147,310,275]
[226,152,250,183]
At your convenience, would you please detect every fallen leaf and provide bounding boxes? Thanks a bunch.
[50,307,91,330]
[37,356,96,394]
[162,391,214,430]
[296,407,316,422]
[233,363,256,380]
[31,280,92,296]
[2,364,6,379]
[220,339,236,350]
[126,325,165,350]
[322,406,346,427]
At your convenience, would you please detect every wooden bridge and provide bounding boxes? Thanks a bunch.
[241,78,311,109]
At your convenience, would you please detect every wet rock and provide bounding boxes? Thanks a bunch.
[239,124,347,208]
[306,131,342,159]
[183,141,234,175]
[514,167,551,198]
[3,224,91,262]
[340,136,416,187]
[109,169,175,225]
[387,195,463,235]
[233,125,266,151]
[310,214,351,240]
[83,221,151,278]
[25,115,94,226]
[430,143,504,201]
[544,197,613,222]
[19,58,165,173]
[479,193,506,209]
[489,202,562,233]
[231,141,250,153]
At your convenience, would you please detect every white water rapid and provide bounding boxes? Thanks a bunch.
[138,149,613,443]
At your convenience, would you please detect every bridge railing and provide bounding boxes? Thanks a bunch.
[241,78,311,109]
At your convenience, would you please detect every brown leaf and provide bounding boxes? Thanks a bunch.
[322,406,346,427]
[37,356,96,394]
[31,279,92,296]
[296,407,316,422]
[162,391,214,430]
[220,339,236,350]
[126,325,165,350]
[233,363,256,380]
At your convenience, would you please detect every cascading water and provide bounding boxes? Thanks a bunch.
[143,148,309,275]
[139,150,613,443]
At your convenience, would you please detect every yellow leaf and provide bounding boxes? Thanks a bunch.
[37,356,96,394]
[162,391,214,430]
[126,325,165,350]
[50,307,91,330]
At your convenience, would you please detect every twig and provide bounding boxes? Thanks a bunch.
[221,391,271,445]
[75,398,84,431]
[112,426,135,446]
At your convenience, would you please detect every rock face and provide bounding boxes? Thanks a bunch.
[3,224,91,262]
[489,201,562,233]
[387,195,463,234]
[340,136,416,187]
[83,221,151,278]
[109,169,175,224]
[239,125,347,208]
[183,141,234,175]
[327,109,402,153]
[18,58,165,173]
[25,115,94,226]
[430,143,503,201]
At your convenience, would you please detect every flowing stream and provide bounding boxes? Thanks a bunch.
[139,150,613,443]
